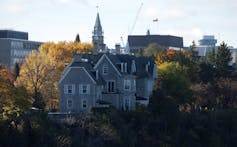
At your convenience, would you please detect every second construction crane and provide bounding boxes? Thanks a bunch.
[129,3,144,35]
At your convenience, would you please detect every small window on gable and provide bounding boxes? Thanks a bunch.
[103,64,108,75]
[67,99,73,109]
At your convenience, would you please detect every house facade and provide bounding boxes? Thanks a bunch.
[59,53,157,113]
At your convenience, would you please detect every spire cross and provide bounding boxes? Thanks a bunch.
[96,5,99,13]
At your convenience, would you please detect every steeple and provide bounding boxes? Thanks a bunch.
[92,12,106,54]
[93,13,103,36]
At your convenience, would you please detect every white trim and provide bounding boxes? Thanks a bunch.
[94,54,121,76]
[59,67,96,84]
[67,99,73,109]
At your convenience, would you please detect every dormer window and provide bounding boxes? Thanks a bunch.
[103,63,108,75]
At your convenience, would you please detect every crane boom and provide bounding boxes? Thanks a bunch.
[129,3,143,35]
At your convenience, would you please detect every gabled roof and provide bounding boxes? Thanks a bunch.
[61,53,156,85]
[128,35,183,48]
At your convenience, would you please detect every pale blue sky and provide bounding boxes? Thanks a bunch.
[0,0,236,48]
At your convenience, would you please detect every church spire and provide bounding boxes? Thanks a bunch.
[93,13,103,36]
[92,12,106,54]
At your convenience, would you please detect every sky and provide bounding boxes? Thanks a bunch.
[0,0,236,48]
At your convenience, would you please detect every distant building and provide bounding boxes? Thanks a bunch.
[126,30,183,55]
[195,35,217,56]
[229,46,237,65]
[0,30,43,67]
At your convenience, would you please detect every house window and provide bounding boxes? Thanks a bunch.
[64,84,75,94]
[82,99,87,109]
[67,99,73,109]
[79,84,90,94]
[68,85,73,94]
[124,97,130,110]
[103,64,108,75]
[107,81,115,93]
[124,80,131,91]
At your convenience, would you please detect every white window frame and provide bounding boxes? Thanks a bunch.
[124,80,131,91]
[64,84,75,94]
[79,84,90,94]
[67,99,73,109]
[82,99,87,109]
[107,80,115,93]
[102,63,108,75]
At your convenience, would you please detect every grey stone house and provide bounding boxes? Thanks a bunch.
[59,53,157,113]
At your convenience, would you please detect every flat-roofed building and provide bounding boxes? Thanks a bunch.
[0,30,43,67]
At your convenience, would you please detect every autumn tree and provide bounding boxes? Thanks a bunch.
[16,41,93,110]
[0,65,31,123]
[157,62,192,104]
[15,51,54,109]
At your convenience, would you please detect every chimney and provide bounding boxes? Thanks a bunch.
[131,60,136,73]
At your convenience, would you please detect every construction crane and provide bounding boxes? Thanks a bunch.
[129,3,143,35]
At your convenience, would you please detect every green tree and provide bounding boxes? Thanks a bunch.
[207,48,216,66]
[143,43,166,57]
[216,42,232,78]
[157,62,192,104]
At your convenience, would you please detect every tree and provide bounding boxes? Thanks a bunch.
[216,42,232,78]
[16,41,93,110]
[157,62,192,104]
[15,51,54,109]
[13,62,20,80]
[143,43,166,57]
[207,48,216,66]
[39,41,93,71]
[0,65,31,121]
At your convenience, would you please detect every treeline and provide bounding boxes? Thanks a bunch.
[1,41,237,146]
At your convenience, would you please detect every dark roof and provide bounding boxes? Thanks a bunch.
[0,30,28,40]
[128,35,183,48]
[70,58,105,85]
[67,53,156,84]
